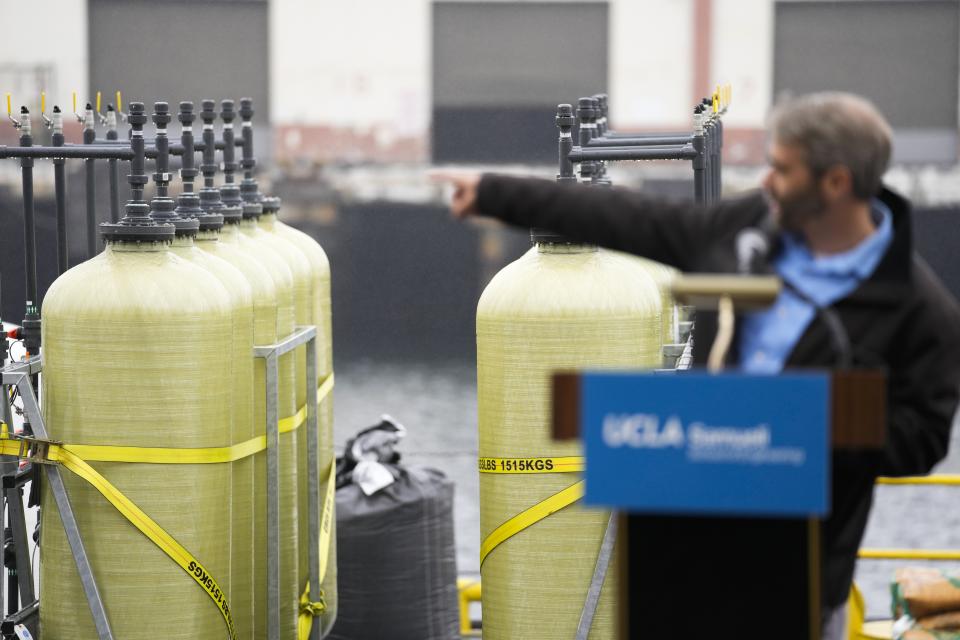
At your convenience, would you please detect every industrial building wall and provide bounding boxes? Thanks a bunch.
[773,0,960,165]
[87,0,270,124]
[266,0,783,164]
[431,2,608,164]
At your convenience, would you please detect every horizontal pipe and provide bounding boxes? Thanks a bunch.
[569,144,698,163]
[602,130,690,139]
[0,145,133,160]
[859,548,960,561]
[87,139,238,150]
[589,135,692,147]
[876,474,960,486]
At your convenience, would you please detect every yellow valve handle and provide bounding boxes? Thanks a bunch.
[5,94,10,117]
[96,91,101,114]
[712,93,719,114]
[72,92,77,114]
[40,92,45,115]
[116,90,122,113]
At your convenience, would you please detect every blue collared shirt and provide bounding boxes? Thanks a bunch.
[739,200,893,374]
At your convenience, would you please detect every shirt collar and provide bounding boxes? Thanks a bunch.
[779,199,893,279]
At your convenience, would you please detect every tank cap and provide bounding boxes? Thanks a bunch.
[100,209,175,242]
[242,201,263,219]
[530,227,574,245]
[261,196,281,214]
[220,184,243,207]
[219,204,243,224]
[197,212,226,231]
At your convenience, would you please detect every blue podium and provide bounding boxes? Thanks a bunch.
[552,368,885,640]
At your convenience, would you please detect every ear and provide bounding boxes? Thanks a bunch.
[820,165,854,201]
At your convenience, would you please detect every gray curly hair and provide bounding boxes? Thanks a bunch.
[769,92,892,199]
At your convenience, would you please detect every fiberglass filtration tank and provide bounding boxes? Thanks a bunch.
[198,205,285,639]
[625,255,679,347]
[39,218,234,639]
[165,216,257,640]
[258,196,337,626]
[477,237,662,639]
[243,198,312,592]
[231,199,301,638]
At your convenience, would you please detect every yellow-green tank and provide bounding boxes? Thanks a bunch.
[230,215,301,638]
[197,220,282,640]
[40,239,233,639]
[168,233,256,640]
[259,205,337,629]
[617,253,679,348]
[477,242,662,639]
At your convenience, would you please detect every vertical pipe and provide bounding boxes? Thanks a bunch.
[175,102,202,218]
[238,98,261,206]
[692,106,707,205]
[556,104,576,183]
[594,93,609,137]
[52,107,69,274]
[576,97,596,183]
[106,106,120,223]
[198,99,223,214]
[588,97,606,182]
[19,108,37,306]
[128,104,147,205]
[220,100,238,189]
[716,117,724,200]
[83,103,97,258]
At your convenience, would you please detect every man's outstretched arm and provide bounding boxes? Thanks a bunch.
[437,172,756,272]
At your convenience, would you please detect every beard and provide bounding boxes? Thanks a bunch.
[768,182,827,233]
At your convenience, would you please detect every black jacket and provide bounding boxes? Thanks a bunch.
[477,174,960,607]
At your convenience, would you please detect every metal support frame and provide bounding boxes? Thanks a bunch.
[4,467,36,611]
[253,325,322,640]
[0,359,115,640]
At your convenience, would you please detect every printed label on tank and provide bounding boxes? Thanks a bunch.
[478,456,584,474]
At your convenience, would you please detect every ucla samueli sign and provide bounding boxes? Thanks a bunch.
[582,372,830,516]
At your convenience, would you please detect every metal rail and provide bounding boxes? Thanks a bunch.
[253,326,321,640]
[1,359,115,640]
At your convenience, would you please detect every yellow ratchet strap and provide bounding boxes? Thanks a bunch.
[298,459,338,639]
[478,455,584,474]
[0,373,336,639]
[0,438,238,639]
[53,374,334,465]
[480,480,585,567]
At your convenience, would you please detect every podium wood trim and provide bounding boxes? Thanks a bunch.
[552,369,886,448]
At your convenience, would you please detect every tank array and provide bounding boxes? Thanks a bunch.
[476,88,729,638]
[0,96,335,640]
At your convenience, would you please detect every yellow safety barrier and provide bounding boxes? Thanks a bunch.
[0,375,335,640]
[457,578,482,637]
[877,474,960,486]
[849,474,960,640]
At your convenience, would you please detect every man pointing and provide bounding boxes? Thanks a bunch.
[436,92,960,638]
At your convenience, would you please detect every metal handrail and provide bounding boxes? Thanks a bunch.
[858,474,960,561]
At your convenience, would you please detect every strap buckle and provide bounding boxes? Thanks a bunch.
[16,435,62,465]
